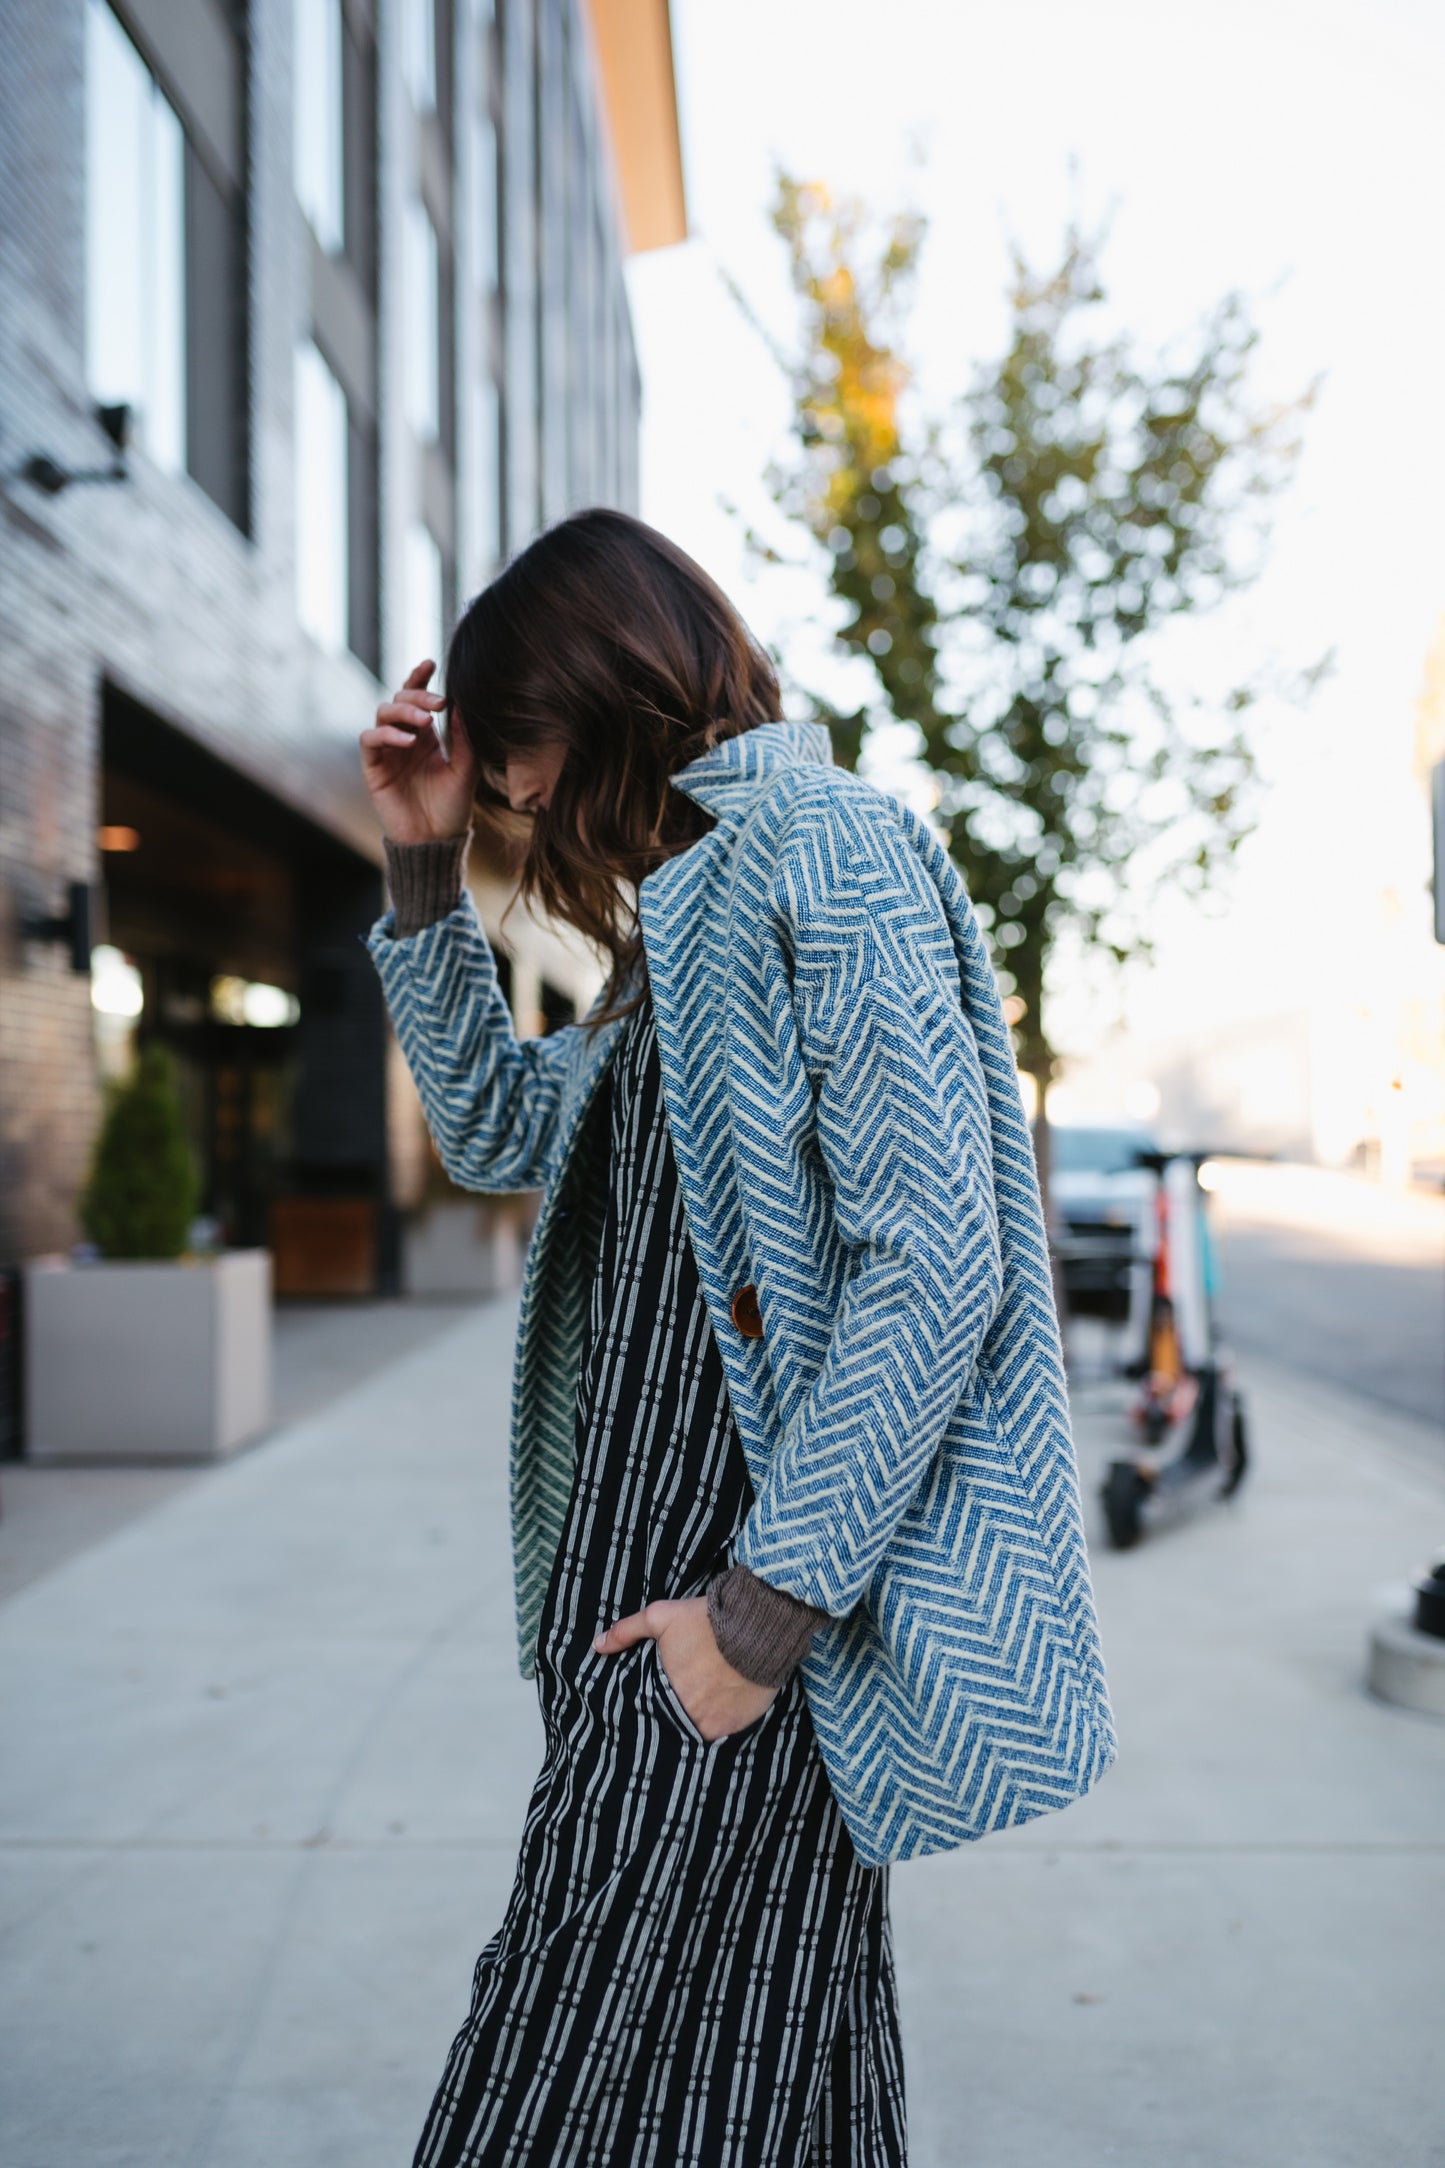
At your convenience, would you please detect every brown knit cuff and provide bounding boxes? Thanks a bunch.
[706,1563,829,1689]
[384,831,471,937]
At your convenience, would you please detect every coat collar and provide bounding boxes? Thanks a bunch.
[668,719,834,821]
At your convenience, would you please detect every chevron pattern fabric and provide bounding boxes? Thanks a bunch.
[366,721,1116,1864]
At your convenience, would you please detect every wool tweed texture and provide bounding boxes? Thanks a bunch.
[365,720,1117,1864]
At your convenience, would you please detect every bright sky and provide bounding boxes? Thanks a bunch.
[626,0,1445,1066]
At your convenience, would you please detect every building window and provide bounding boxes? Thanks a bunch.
[403,0,437,113]
[294,0,344,254]
[473,105,499,295]
[535,0,568,524]
[85,0,249,530]
[403,523,445,673]
[294,341,350,652]
[500,0,538,545]
[347,414,381,675]
[295,0,378,662]
[404,198,441,443]
[340,11,379,297]
[469,375,502,583]
[85,0,186,474]
[565,81,593,506]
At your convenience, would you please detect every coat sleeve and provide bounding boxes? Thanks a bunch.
[364,891,578,1193]
[733,805,1006,1617]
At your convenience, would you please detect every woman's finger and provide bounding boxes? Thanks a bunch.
[402,658,436,690]
[375,701,441,731]
[360,726,428,753]
[372,713,438,741]
[593,1603,668,1655]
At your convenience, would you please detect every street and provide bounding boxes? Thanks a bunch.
[1205,1162,1444,1439]
[1,1281,1442,2168]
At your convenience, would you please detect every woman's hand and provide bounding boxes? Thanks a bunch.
[359,659,478,844]
[594,1597,778,1743]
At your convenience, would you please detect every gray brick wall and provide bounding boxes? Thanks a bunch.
[0,0,641,1272]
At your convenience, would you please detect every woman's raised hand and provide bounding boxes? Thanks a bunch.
[359,660,479,844]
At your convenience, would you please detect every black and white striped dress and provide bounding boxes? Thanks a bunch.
[414,996,908,2167]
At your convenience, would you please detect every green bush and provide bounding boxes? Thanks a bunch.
[81,1044,200,1260]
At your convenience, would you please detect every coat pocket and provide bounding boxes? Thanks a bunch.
[642,1637,785,1753]
[643,1636,710,1749]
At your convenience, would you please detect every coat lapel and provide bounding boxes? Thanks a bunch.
[507,1001,627,1672]
[635,720,839,1488]
[638,830,780,1493]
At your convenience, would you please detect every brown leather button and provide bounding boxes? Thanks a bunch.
[730,1283,764,1339]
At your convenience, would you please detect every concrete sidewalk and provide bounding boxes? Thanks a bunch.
[1,1302,1441,2168]
[0,1300,474,1604]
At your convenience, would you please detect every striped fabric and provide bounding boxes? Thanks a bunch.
[366,720,1117,1865]
[413,1001,906,2167]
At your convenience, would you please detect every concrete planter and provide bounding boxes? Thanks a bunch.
[24,1250,273,1462]
[1367,1607,1445,1722]
[402,1202,527,1299]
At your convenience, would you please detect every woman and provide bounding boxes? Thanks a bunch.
[360,509,1115,2168]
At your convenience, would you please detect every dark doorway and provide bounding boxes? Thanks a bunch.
[100,684,394,1291]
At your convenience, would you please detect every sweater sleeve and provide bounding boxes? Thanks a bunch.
[363,885,579,1194]
[706,1563,829,1688]
[383,832,471,937]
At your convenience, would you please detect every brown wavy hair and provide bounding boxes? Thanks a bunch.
[444,508,783,1021]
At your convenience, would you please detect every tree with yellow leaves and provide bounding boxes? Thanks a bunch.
[757,180,1319,1161]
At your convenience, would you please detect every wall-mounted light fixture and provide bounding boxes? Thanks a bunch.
[17,403,132,496]
[23,882,104,974]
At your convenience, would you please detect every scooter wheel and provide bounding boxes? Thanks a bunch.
[1220,1397,1249,1498]
[1102,1461,1148,1549]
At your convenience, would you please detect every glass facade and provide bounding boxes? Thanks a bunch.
[476,0,640,577]
[80,0,643,671]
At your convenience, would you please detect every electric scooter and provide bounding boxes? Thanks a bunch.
[1100,1152,1249,1549]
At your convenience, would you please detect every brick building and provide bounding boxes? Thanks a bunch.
[0,0,684,1407]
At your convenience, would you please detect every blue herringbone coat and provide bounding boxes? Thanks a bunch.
[366,720,1116,1864]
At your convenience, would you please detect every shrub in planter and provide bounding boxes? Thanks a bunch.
[27,1046,271,1461]
[80,1044,199,1260]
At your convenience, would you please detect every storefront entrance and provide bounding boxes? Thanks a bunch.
[99,684,394,1292]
